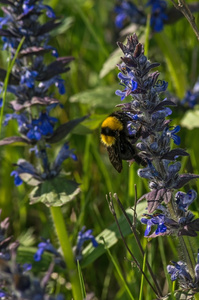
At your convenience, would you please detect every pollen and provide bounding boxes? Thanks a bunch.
[101,116,123,131]
[101,134,116,146]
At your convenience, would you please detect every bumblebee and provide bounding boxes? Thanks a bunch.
[101,111,147,173]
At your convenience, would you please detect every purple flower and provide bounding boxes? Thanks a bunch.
[11,159,42,186]
[167,125,181,145]
[115,71,138,100]
[147,0,168,32]
[167,261,192,282]
[10,170,23,186]
[39,76,66,95]
[0,290,7,298]
[53,143,77,171]
[26,111,58,140]
[141,214,167,236]
[175,190,197,211]
[181,79,199,108]
[114,1,146,28]
[75,226,98,261]
[20,70,38,89]
[34,238,59,262]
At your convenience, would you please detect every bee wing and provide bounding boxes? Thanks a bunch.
[107,144,123,173]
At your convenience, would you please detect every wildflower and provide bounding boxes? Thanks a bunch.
[181,79,199,108]
[114,0,168,32]
[10,170,23,186]
[141,213,167,236]
[53,143,77,172]
[34,238,60,262]
[147,0,168,32]
[11,159,43,186]
[114,1,146,29]
[75,227,98,261]
[115,70,138,100]
[115,35,199,243]
[0,212,65,299]
[167,125,181,145]
[167,251,199,291]
[175,190,197,212]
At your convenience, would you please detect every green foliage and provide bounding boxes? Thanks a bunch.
[30,178,80,207]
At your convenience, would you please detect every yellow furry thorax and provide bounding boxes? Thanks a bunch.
[101,116,123,131]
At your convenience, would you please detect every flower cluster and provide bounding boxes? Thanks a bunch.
[114,33,199,294]
[141,190,199,238]
[115,34,198,227]
[181,78,199,108]
[167,250,199,292]
[0,210,64,300]
[0,0,86,206]
[0,209,98,299]
[75,226,98,261]
[114,0,168,32]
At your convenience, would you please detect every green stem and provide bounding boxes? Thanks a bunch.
[178,236,195,278]
[167,201,196,279]
[50,206,82,300]
[0,36,25,134]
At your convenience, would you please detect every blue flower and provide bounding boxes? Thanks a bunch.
[116,70,138,100]
[114,1,145,28]
[141,214,167,236]
[11,159,42,186]
[10,170,23,186]
[182,90,198,108]
[181,79,199,108]
[23,263,32,272]
[0,15,11,28]
[0,290,7,298]
[55,77,66,95]
[26,111,58,140]
[42,5,56,18]
[20,70,38,88]
[154,80,168,92]
[53,143,77,171]
[167,125,181,145]
[39,76,66,95]
[75,226,98,261]
[34,238,59,262]
[138,161,159,180]
[33,111,58,135]
[175,190,197,211]
[195,250,199,282]
[167,261,192,282]
[147,0,168,32]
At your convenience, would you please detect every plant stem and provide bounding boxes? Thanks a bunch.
[50,206,82,300]
[167,201,196,278]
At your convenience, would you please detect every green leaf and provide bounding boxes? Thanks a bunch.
[99,48,121,78]
[77,260,86,299]
[80,200,147,268]
[51,17,74,36]
[69,85,120,109]
[72,114,107,134]
[30,177,80,207]
[46,115,88,143]
[181,109,199,129]
[154,32,187,98]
